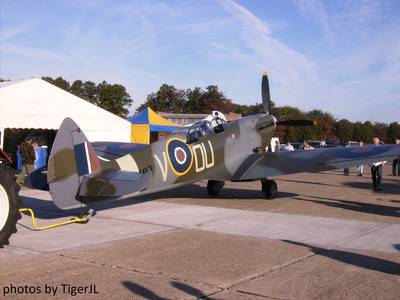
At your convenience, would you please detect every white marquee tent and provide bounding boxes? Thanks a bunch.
[0,78,131,147]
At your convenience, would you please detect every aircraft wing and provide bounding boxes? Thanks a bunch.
[232,145,400,181]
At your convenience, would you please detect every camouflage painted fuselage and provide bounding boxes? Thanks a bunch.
[85,114,276,200]
[48,114,400,210]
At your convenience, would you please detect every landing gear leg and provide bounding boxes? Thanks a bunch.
[207,180,225,196]
[261,178,278,199]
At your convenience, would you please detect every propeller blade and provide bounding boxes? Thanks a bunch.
[276,120,316,126]
[261,72,271,114]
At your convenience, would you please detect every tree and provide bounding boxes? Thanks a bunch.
[41,76,399,140]
[186,87,204,113]
[387,122,400,143]
[139,84,233,114]
[235,100,275,116]
[96,81,133,117]
[352,122,364,142]
[372,122,388,143]
[42,76,70,91]
[70,80,84,98]
[273,106,313,142]
[235,103,264,116]
[307,110,336,140]
[81,81,98,104]
[336,119,354,144]
[362,121,374,143]
[138,84,186,113]
[201,85,235,113]
[42,76,133,117]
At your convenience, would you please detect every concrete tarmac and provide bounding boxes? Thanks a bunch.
[0,166,399,299]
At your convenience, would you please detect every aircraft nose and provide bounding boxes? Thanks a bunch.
[255,115,276,131]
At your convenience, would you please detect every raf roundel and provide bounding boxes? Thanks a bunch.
[166,138,193,175]
[174,147,187,164]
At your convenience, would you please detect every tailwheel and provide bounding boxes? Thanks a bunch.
[261,178,278,199]
[207,180,225,196]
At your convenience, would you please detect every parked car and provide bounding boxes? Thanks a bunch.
[325,139,341,148]
[291,143,301,150]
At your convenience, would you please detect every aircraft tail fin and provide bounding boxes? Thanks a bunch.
[47,118,101,209]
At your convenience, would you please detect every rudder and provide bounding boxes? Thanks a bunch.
[47,118,101,209]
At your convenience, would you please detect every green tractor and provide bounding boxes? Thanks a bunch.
[0,149,21,247]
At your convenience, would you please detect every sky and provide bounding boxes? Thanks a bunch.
[1,0,399,122]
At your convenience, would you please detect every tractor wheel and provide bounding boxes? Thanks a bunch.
[0,169,21,247]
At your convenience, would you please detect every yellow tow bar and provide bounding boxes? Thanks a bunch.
[19,208,89,231]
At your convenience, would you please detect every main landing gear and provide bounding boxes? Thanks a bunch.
[207,179,277,199]
[261,178,278,199]
[207,180,225,196]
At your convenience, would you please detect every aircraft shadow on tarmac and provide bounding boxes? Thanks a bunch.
[293,195,400,218]
[277,178,341,188]
[18,184,298,220]
[121,280,215,300]
[131,185,298,201]
[278,178,400,195]
[282,240,400,275]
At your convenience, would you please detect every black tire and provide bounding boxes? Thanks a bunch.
[0,168,21,247]
[261,179,278,199]
[207,180,225,196]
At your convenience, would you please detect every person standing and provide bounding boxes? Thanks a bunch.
[303,141,314,150]
[283,142,295,151]
[274,140,280,152]
[344,141,351,176]
[392,138,400,176]
[369,137,386,191]
[357,141,364,176]
[16,136,36,186]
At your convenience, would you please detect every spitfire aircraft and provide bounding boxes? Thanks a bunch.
[47,73,400,210]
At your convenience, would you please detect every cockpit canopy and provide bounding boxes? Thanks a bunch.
[173,117,228,144]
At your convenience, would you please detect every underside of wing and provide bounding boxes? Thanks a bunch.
[77,170,152,203]
[232,145,400,181]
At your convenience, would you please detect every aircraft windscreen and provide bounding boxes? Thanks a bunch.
[189,120,214,137]
[198,120,214,136]
[172,127,189,136]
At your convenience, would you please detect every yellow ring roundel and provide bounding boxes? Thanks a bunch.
[166,138,193,176]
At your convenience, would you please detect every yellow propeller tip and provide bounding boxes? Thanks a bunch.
[262,71,268,76]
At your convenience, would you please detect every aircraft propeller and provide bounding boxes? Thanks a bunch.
[261,72,272,114]
[261,72,316,127]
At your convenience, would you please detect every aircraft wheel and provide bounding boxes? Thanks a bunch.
[207,180,225,196]
[0,169,21,247]
[261,179,278,199]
